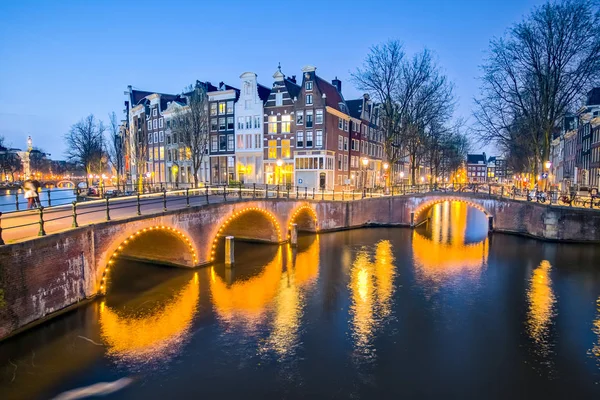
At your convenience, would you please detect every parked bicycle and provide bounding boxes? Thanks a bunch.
[527,189,547,203]
[559,193,580,206]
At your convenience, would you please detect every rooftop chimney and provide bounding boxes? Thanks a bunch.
[332,77,342,93]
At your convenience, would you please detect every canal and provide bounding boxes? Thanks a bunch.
[1,201,600,399]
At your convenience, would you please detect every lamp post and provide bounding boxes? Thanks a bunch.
[361,157,369,189]
[276,159,283,185]
[544,160,552,191]
[383,162,389,190]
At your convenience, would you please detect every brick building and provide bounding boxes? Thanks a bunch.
[208,82,240,185]
[467,153,487,183]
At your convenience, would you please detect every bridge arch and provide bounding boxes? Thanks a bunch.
[209,206,283,263]
[287,205,319,237]
[100,225,199,293]
[413,197,491,225]
[56,180,76,189]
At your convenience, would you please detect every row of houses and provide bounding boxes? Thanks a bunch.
[550,88,600,191]
[122,66,393,190]
[465,153,508,184]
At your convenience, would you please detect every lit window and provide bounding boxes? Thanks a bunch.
[268,116,278,133]
[282,115,291,133]
[218,102,226,114]
[297,131,304,147]
[281,139,291,158]
[306,94,313,104]
[316,109,323,124]
[268,140,277,159]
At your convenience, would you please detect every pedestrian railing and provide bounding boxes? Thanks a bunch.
[0,182,598,245]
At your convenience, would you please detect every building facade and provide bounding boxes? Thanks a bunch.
[234,72,270,184]
[467,153,487,183]
[208,83,239,185]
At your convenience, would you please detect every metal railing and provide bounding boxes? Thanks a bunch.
[0,182,598,246]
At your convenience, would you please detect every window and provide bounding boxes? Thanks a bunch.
[227,101,234,114]
[154,147,158,160]
[344,155,348,171]
[147,120,152,130]
[343,120,349,132]
[282,115,291,133]
[306,110,313,128]
[282,139,291,158]
[268,140,277,159]
[338,135,343,150]
[338,118,343,129]
[306,94,313,104]
[148,133,153,144]
[338,154,343,170]
[316,109,323,124]
[168,150,172,162]
[153,119,157,129]
[238,117,244,130]
[173,133,178,143]
[237,135,244,149]
[306,81,313,91]
[297,131,304,147]
[154,132,158,143]
[276,92,283,106]
[210,103,217,116]
[227,117,234,130]
[316,130,323,147]
[219,118,226,131]
[211,136,218,151]
[255,133,261,148]
[306,131,313,147]
[296,111,304,125]
[166,120,171,129]
[219,135,227,151]
[160,147,165,160]
[159,118,163,128]
[254,116,260,129]
[211,118,218,131]
[218,102,226,114]
[246,116,251,129]
[167,135,171,145]
[228,135,234,151]
[245,134,251,149]
[153,108,157,117]
[268,115,278,133]
[159,131,164,142]
[344,137,348,151]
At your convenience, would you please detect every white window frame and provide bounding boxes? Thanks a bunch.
[159,118,163,128]
[306,94,313,105]
[306,81,313,91]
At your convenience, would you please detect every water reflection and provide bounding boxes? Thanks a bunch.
[349,240,396,360]
[99,273,199,363]
[412,202,489,285]
[591,297,600,360]
[526,260,556,364]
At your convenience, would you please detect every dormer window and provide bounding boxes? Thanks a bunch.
[305,81,313,91]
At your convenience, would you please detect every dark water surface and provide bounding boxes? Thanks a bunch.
[2,202,600,399]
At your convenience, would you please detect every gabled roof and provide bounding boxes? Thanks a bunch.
[346,99,363,119]
[283,77,301,99]
[467,154,486,164]
[257,83,271,103]
[314,75,347,113]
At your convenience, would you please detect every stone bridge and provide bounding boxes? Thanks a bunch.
[2,192,600,339]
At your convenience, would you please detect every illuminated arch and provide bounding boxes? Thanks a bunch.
[101,225,199,294]
[287,205,319,237]
[209,207,283,262]
[56,180,75,188]
[413,197,490,221]
[99,274,199,361]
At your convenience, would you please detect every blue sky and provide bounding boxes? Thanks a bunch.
[0,0,546,159]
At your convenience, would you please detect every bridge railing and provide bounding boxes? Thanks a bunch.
[1,182,599,245]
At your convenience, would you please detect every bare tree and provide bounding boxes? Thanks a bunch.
[172,83,210,187]
[107,112,125,190]
[64,114,106,186]
[473,0,600,175]
[0,137,22,181]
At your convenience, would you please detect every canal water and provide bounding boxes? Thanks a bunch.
[1,201,600,399]
[0,188,76,212]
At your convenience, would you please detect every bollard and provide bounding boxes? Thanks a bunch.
[71,201,78,228]
[0,212,4,245]
[488,215,494,232]
[186,188,190,207]
[15,192,19,211]
[238,185,242,200]
[304,187,308,199]
[223,185,227,201]
[296,186,299,199]
[163,189,167,211]
[290,223,298,247]
[312,188,315,199]
[47,189,51,207]
[38,206,46,236]
[206,186,209,204]
[105,197,111,221]
[136,193,141,216]
[225,236,234,267]
[410,211,415,228]
[253,183,256,199]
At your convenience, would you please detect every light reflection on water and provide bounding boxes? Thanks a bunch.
[526,260,556,351]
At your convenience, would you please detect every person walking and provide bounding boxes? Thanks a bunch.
[24,181,39,209]
[31,179,42,207]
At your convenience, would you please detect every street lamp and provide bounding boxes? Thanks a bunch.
[276,159,283,185]
[361,157,369,189]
